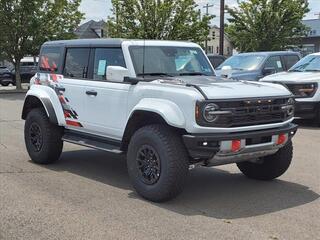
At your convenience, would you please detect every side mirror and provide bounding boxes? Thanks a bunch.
[262,67,276,76]
[106,66,129,82]
[221,66,233,78]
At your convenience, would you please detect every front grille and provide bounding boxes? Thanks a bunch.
[197,97,292,127]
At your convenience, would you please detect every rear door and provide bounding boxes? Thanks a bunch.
[60,47,91,129]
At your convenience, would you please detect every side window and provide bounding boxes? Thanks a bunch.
[39,47,61,73]
[64,48,90,79]
[284,55,300,69]
[93,48,126,81]
[264,56,284,72]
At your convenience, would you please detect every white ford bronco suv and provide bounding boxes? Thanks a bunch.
[22,39,298,202]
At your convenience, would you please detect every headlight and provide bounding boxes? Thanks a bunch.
[298,83,317,97]
[203,103,219,122]
[286,83,318,98]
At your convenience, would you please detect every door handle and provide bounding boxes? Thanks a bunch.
[86,90,97,96]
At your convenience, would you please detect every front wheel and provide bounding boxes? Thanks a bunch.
[0,81,9,86]
[127,124,189,202]
[237,141,293,180]
[24,108,63,164]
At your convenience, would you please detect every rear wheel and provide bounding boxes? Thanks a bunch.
[127,124,189,202]
[237,141,293,180]
[24,108,63,164]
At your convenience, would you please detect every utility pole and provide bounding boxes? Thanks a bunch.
[219,0,225,56]
[203,3,214,53]
[315,12,320,19]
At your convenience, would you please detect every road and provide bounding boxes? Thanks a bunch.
[0,93,319,240]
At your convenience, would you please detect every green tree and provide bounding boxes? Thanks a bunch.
[226,0,309,52]
[107,0,213,44]
[0,0,83,90]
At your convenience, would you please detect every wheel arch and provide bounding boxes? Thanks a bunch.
[22,88,65,126]
[121,110,186,151]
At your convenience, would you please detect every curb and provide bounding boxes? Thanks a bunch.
[0,89,28,94]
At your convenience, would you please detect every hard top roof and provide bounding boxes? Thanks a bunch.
[43,38,124,48]
[42,38,200,48]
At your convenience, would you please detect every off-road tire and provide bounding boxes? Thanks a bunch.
[24,108,63,164]
[127,124,189,202]
[0,81,9,86]
[237,141,293,180]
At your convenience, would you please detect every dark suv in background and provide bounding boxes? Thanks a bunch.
[215,51,301,81]
[0,66,13,86]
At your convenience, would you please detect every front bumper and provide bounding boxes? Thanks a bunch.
[295,101,319,119]
[183,123,298,164]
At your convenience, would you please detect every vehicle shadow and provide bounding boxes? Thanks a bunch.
[42,149,320,220]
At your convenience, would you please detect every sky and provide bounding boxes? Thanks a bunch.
[79,0,320,25]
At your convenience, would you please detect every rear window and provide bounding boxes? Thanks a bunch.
[21,62,37,67]
[64,48,90,79]
[39,47,61,73]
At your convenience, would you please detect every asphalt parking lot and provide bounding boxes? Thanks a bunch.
[0,93,319,240]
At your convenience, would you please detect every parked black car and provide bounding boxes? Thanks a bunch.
[207,54,226,68]
[0,66,13,86]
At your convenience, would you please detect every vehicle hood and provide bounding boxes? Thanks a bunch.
[159,76,292,99]
[261,71,320,83]
[215,69,259,80]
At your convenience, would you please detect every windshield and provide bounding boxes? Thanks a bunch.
[216,55,265,71]
[129,46,214,77]
[289,55,320,72]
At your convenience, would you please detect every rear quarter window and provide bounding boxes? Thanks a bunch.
[39,46,61,73]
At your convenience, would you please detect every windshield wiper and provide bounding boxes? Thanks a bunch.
[137,73,174,77]
[305,69,320,72]
[179,72,208,76]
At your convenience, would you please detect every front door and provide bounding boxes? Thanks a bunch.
[83,47,130,140]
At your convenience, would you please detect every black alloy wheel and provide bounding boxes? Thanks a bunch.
[29,122,43,152]
[136,145,161,185]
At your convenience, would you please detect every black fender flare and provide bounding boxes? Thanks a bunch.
[22,95,58,125]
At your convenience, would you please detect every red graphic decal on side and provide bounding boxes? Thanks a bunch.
[34,72,83,128]
[66,120,83,127]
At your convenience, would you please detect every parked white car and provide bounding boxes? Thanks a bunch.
[22,39,298,202]
[261,52,320,125]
